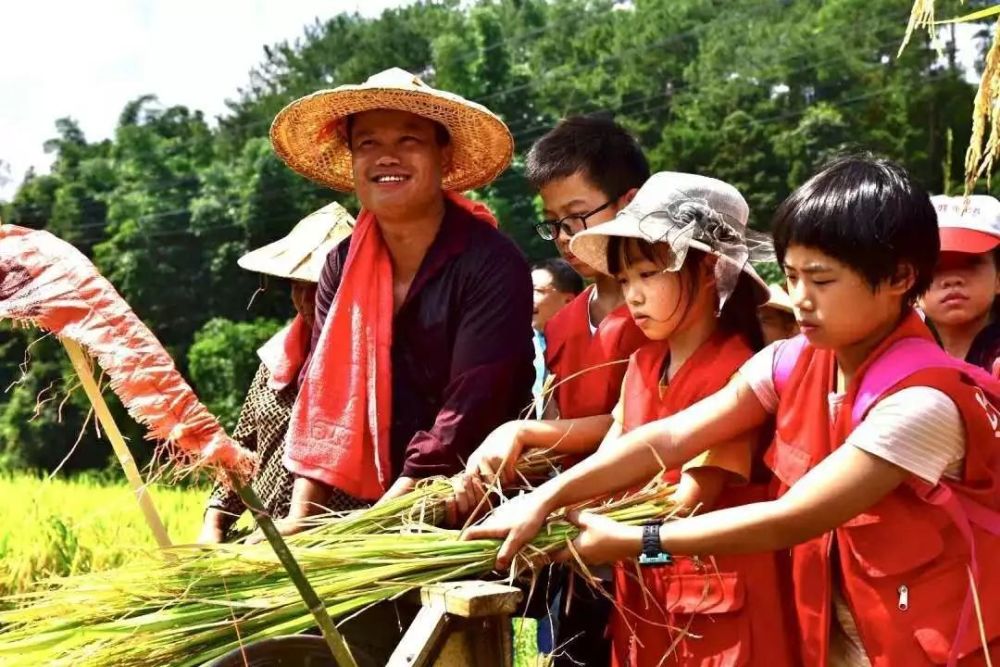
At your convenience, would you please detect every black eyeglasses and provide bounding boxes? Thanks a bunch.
[534,200,616,241]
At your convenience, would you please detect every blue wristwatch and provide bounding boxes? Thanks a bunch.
[638,522,672,566]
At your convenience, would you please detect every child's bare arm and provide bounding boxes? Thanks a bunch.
[655,445,909,556]
[465,415,613,483]
[464,376,770,568]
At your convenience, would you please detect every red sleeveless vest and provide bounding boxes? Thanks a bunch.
[611,331,799,667]
[768,312,1000,666]
[544,285,646,419]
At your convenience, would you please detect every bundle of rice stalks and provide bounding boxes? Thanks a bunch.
[0,473,678,667]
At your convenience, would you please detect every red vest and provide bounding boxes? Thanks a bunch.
[544,286,646,419]
[768,312,1000,666]
[611,331,799,667]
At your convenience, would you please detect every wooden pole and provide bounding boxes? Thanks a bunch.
[62,339,172,549]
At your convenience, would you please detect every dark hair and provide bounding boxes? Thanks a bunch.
[531,258,585,295]
[772,154,938,305]
[606,238,764,351]
[344,113,451,148]
[526,114,650,199]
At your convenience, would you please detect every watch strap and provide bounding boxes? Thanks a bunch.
[638,522,672,566]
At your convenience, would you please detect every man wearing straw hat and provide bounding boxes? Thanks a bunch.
[198,202,364,543]
[269,68,535,528]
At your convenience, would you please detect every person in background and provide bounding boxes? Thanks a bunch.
[530,258,584,417]
[920,194,1000,375]
[198,203,357,543]
[758,282,799,345]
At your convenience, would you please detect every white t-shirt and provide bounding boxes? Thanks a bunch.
[738,342,965,483]
[738,342,967,666]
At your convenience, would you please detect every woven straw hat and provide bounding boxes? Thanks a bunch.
[764,283,794,314]
[237,202,355,283]
[270,67,514,193]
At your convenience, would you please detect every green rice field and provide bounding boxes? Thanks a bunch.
[0,474,206,598]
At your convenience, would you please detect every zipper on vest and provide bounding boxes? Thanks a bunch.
[897,585,909,611]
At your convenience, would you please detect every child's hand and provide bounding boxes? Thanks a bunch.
[465,420,527,486]
[461,489,553,570]
[443,472,489,527]
[553,510,643,566]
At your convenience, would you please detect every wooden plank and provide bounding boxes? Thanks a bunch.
[433,617,514,667]
[386,606,449,667]
[419,581,522,618]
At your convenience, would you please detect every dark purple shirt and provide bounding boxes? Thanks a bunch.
[305,199,535,480]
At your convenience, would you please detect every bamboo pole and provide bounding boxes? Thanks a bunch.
[62,339,173,549]
[229,475,358,667]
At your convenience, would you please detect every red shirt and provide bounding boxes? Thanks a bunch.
[543,286,646,418]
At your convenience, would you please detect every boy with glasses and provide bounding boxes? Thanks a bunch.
[531,115,650,423]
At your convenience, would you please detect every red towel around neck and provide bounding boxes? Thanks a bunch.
[283,192,497,500]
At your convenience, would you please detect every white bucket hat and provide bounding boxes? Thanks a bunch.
[237,202,355,283]
[570,172,772,307]
[270,67,514,193]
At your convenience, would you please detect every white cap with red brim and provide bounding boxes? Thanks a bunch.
[932,194,1000,254]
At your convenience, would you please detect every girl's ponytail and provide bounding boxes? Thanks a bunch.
[720,274,765,351]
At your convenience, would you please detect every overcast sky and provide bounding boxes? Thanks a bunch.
[0,0,414,199]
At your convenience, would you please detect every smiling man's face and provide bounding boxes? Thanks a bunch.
[348,109,452,220]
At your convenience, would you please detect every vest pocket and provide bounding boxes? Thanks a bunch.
[841,497,945,577]
[660,570,746,614]
[767,435,812,488]
[902,558,1000,664]
[648,568,752,667]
